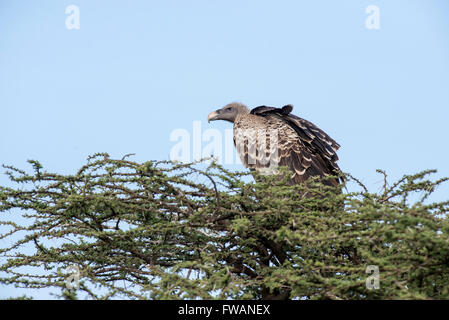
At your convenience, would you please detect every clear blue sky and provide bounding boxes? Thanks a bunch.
[1,0,449,299]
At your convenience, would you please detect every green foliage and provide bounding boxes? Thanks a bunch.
[1,153,449,299]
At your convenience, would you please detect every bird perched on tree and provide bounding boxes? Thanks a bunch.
[207,102,342,186]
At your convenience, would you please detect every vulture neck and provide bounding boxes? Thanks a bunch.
[234,112,251,124]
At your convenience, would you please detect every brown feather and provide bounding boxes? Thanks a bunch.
[234,105,342,186]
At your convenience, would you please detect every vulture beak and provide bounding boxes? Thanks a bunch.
[207,110,220,123]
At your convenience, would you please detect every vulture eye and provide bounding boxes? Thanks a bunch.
[225,107,232,112]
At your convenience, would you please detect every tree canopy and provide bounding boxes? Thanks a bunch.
[1,153,449,300]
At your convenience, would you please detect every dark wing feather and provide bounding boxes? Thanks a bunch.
[250,106,279,115]
[251,104,293,116]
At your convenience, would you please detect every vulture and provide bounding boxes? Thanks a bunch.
[207,102,342,187]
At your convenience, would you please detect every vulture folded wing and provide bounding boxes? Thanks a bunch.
[248,105,342,186]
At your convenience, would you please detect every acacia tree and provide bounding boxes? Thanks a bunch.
[1,153,449,300]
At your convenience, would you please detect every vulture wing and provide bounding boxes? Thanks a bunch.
[246,105,342,186]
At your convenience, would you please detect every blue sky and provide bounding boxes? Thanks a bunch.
[1,0,449,299]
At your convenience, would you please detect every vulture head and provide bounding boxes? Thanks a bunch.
[208,102,250,123]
